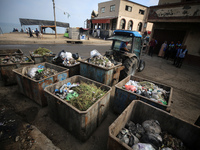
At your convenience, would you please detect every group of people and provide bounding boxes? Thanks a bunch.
[158,40,188,68]
[26,27,41,38]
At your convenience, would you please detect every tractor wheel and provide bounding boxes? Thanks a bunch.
[138,60,145,72]
[120,57,137,79]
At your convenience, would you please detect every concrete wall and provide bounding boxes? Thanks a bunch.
[185,27,200,56]
[158,0,181,5]
[98,0,120,18]
[119,0,147,20]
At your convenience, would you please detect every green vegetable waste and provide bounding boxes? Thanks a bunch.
[67,82,106,111]
[33,47,51,56]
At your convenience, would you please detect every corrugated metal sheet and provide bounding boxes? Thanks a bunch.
[19,18,70,28]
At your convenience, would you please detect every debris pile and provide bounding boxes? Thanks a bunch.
[0,56,32,64]
[15,124,35,149]
[123,80,170,105]
[31,47,54,56]
[117,120,187,150]
[22,65,58,80]
[53,50,80,66]
[54,82,106,111]
[87,50,116,68]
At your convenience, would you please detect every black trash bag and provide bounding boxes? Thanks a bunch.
[140,132,162,150]
[136,123,145,136]
[128,135,135,147]
[72,53,79,60]
[53,50,65,64]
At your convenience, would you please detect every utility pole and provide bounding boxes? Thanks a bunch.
[52,0,57,38]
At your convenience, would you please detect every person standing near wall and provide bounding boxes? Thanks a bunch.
[148,38,156,57]
[158,41,167,57]
[173,45,182,65]
[164,41,175,60]
[176,45,188,68]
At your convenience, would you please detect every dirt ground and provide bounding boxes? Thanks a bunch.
[0,45,200,150]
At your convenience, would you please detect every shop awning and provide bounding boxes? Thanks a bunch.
[92,17,117,24]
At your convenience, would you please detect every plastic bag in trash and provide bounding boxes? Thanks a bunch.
[142,120,161,134]
[65,52,72,60]
[90,49,101,58]
[27,68,38,78]
[132,143,155,150]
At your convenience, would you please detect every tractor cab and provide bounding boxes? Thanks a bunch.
[109,30,142,59]
[106,30,145,79]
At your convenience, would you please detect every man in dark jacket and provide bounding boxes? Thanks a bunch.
[148,38,156,57]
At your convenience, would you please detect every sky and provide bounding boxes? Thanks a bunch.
[0,0,159,28]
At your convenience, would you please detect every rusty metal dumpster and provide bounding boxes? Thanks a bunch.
[0,59,34,85]
[43,54,56,63]
[13,62,69,106]
[30,51,55,64]
[113,75,173,113]
[44,75,112,141]
[53,62,80,77]
[0,49,23,57]
[79,59,123,86]
[108,100,200,150]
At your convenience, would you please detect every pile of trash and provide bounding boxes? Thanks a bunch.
[87,50,116,68]
[31,47,54,56]
[22,65,58,80]
[15,124,35,149]
[123,80,170,105]
[54,82,106,111]
[0,56,32,64]
[52,50,80,66]
[117,120,187,150]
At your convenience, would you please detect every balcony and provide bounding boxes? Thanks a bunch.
[148,1,200,23]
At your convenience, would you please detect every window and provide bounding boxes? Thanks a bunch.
[125,5,132,12]
[139,9,145,15]
[128,20,133,30]
[110,5,115,12]
[137,22,142,32]
[101,7,105,13]
[120,19,126,30]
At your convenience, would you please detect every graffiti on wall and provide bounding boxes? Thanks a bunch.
[155,5,200,17]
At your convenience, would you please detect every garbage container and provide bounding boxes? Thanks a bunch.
[108,100,200,150]
[30,51,55,64]
[113,75,173,113]
[13,62,69,106]
[44,75,112,141]
[53,62,80,77]
[0,58,34,85]
[79,59,123,86]
[0,49,23,57]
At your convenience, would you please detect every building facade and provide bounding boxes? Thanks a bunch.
[148,0,200,66]
[87,0,153,38]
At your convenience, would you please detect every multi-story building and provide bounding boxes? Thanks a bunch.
[148,0,200,65]
[87,0,153,38]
